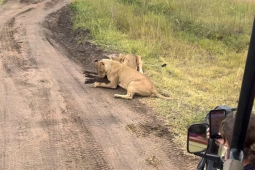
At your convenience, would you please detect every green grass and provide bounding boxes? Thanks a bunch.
[69,0,255,148]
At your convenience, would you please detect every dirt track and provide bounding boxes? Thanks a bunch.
[0,0,197,169]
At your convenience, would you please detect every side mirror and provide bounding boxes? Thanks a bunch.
[209,109,226,139]
[187,123,209,153]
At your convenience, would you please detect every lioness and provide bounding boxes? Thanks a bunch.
[107,53,143,73]
[84,53,143,84]
[93,59,174,100]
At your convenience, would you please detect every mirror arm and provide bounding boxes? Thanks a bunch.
[194,152,222,162]
[194,152,223,169]
[197,158,206,170]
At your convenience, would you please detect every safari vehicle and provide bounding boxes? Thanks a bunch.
[186,16,255,170]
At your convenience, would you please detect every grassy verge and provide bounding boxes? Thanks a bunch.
[69,0,255,148]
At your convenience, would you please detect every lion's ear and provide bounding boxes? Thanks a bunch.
[94,60,99,71]
[120,56,125,63]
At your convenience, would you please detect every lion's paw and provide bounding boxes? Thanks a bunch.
[93,82,99,88]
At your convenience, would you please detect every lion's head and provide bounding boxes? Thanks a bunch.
[107,54,125,63]
[94,59,111,78]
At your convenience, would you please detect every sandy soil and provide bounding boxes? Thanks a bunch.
[0,0,198,169]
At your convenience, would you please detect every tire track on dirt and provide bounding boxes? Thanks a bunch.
[0,18,21,76]
[0,2,112,169]
[0,7,37,77]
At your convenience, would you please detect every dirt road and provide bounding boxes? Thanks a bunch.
[0,0,197,169]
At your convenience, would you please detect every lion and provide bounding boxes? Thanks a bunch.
[93,59,175,100]
[107,53,143,74]
[84,53,143,84]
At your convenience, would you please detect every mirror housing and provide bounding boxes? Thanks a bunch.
[187,123,209,154]
[187,123,224,169]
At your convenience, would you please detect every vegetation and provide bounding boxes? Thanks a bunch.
[69,0,255,148]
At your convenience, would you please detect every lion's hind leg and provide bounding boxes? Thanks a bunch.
[114,82,137,99]
[114,93,134,100]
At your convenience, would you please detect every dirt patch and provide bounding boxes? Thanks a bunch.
[146,155,162,168]
[43,6,107,72]
[126,122,171,138]
[20,0,42,4]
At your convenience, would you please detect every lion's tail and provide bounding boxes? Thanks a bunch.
[153,90,175,100]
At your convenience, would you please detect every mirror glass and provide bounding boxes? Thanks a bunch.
[187,124,208,153]
[209,110,226,139]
